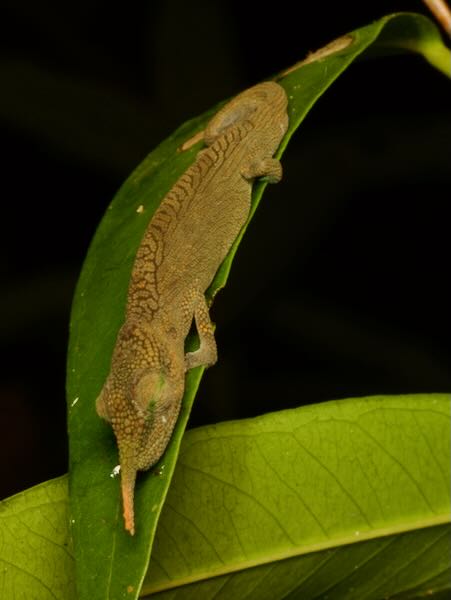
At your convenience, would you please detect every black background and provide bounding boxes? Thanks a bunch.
[1,1,450,499]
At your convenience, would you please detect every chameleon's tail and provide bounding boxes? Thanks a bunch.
[121,465,137,535]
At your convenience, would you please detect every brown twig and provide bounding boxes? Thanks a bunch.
[422,0,451,37]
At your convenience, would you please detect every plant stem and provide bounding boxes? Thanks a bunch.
[422,0,451,37]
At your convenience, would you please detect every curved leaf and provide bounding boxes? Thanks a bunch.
[0,477,75,600]
[66,11,450,600]
[1,394,450,598]
[141,394,451,599]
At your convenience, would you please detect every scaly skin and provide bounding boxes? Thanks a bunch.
[96,81,289,534]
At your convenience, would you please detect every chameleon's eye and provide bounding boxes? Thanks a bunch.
[146,398,156,416]
[134,371,167,412]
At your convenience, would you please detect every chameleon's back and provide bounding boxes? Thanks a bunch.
[156,130,254,302]
[128,81,288,321]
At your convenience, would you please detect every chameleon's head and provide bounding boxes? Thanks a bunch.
[96,321,185,533]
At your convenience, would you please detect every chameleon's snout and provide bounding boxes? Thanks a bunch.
[119,462,137,535]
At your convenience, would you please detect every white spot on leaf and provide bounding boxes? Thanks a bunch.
[110,465,121,478]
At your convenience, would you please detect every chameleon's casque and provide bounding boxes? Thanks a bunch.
[96,81,289,534]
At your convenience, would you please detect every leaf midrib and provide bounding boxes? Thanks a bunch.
[142,515,450,595]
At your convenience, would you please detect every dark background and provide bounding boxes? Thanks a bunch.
[1,1,450,499]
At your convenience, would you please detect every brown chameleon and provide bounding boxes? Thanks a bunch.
[96,81,289,535]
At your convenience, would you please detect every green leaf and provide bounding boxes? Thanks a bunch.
[0,476,75,599]
[66,11,450,600]
[1,395,450,598]
[141,394,451,599]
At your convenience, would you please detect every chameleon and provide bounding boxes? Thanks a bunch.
[96,81,289,535]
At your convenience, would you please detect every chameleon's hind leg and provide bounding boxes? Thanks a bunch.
[184,289,217,371]
[242,157,282,183]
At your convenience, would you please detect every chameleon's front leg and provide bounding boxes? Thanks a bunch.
[184,289,217,371]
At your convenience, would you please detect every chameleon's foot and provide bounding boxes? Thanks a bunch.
[242,157,282,183]
[185,342,217,371]
[184,289,218,371]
